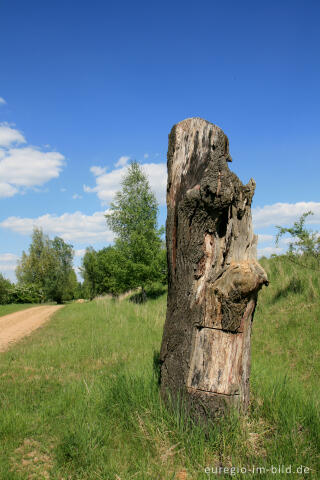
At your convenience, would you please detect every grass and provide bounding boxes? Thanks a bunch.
[0,256,319,479]
[0,303,37,317]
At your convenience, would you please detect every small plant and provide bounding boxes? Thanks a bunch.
[276,211,320,271]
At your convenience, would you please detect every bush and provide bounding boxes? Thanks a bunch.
[0,274,12,305]
[0,274,42,305]
[8,284,42,304]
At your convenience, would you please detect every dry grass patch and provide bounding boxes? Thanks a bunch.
[11,438,54,479]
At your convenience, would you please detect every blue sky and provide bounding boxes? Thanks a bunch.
[1,0,319,280]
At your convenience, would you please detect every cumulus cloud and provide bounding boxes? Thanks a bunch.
[0,211,113,245]
[0,183,18,198]
[114,156,130,168]
[0,253,19,273]
[144,153,149,159]
[0,147,64,187]
[257,246,283,258]
[257,234,274,243]
[0,123,26,147]
[72,193,82,200]
[0,123,65,198]
[74,249,86,257]
[90,166,106,176]
[84,162,167,206]
[253,202,320,229]
[0,97,6,105]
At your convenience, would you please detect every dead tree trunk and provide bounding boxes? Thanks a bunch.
[160,118,268,420]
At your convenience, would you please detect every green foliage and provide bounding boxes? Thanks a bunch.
[45,236,75,304]
[81,162,167,299]
[16,228,77,304]
[0,274,42,304]
[105,161,166,294]
[16,228,51,299]
[276,211,320,270]
[8,283,42,304]
[81,246,121,298]
[0,273,12,304]
[106,161,160,242]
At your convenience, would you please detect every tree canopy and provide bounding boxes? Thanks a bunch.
[16,228,78,303]
[105,161,166,294]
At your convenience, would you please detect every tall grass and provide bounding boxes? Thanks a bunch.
[0,256,319,479]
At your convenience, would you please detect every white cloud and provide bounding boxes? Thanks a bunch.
[90,166,106,176]
[0,147,64,187]
[144,153,149,159]
[0,146,65,198]
[84,162,167,206]
[257,234,274,243]
[0,120,65,198]
[0,253,19,274]
[74,249,86,257]
[0,123,26,147]
[60,188,67,192]
[0,183,18,198]
[0,211,113,245]
[72,193,82,200]
[0,97,6,105]
[83,184,95,193]
[257,246,283,258]
[253,202,320,229]
[0,253,19,262]
[115,156,130,168]
[0,264,17,272]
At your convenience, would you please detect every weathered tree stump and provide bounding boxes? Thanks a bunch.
[160,118,268,420]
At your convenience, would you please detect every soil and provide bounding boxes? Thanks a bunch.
[0,305,63,352]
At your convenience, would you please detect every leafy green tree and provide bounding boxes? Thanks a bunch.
[276,211,320,270]
[16,228,77,303]
[16,228,52,301]
[105,161,165,296]
[81,247,99,300]
[81,246,123,298]
[0,274,12,304]
[45,237,75,303]
[95,247,124,295]
[66,270,80,300]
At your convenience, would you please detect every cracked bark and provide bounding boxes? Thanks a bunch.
[160,118,268,421]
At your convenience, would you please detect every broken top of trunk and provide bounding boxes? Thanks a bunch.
[160,117,268,420]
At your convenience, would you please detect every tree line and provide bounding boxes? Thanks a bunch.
[0,162,167,305]
[0,229,80,304]
[1,160,318,305]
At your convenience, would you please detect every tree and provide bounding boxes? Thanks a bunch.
[81,248,100,300]
[16,228,77,303]
[16,228,52,301]
[105,161,165,295]
[0,274,12,304]
[45,236,75,303]
[276,211,320,270]
[81,246,125,299]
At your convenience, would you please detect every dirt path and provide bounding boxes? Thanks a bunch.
[0,305,63,352]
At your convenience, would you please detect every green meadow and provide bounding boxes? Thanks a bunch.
[0,255,319,479]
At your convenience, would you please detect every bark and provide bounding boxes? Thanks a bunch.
[160,118,268,421]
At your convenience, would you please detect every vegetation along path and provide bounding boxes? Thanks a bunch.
[0,305,63,352]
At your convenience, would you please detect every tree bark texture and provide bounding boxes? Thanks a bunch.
[160,118,268,420]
